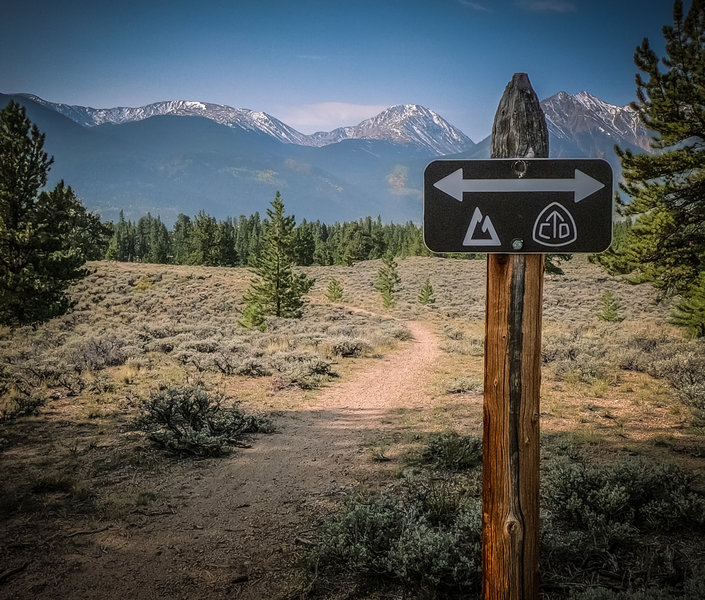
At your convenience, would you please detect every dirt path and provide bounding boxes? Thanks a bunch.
[28,321,441,600]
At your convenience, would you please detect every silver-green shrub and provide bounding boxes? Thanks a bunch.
[133,385,271,457]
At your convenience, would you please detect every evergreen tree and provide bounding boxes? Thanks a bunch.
[599,0,705,296]
[590,219,634,273]
[105,211,135,261]
[670,272,705,337]
[313,238,333,265]
[189,210,220,266]
[0,101,90,325]
[596,290,625,322]
[239,192,314,329]
[146,216,170,264]
[171,213,192,264]
[69,210,111,260]
[325,278,344,302]
[293,219,316,266]
[375,253,401,309]
[216,218,238,266]
[104,226,119,261]
[90,220,114,261]
[135,213,152,261]
[369,225,387,259]
[245,212,262,265]
[417,277,435,305]
[545,254,572,275]
[337,222,374,266]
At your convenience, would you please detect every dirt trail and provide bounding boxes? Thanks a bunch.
[33,321,441,600]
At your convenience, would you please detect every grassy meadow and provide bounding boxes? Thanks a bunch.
[1,255,704,599]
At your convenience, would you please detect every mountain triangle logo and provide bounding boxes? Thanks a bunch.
[463,207,501,246]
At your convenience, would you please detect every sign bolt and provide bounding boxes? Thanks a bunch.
[512,238,524,250]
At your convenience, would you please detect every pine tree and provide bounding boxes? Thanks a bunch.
[171,213,192,264]
[189,210,220,266]
[600,0,705,297]
[239,192,314,329]
[670,273,705,337]
[146,216,170,264]
[0,101,90,325]
[325,278,343,302]
[65,208,111,261]
[135,213,152,261]
[545,254,572,275]
[293,219,316,266]
[105,211,135,262]
[375,253,401,309]
[596,290,624,323]
[216,218,238,266]
[245,212,262,264]
[337,222,373,266]
[417,277,435,305]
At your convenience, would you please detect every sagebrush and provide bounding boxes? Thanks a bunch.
[134,385,272,456]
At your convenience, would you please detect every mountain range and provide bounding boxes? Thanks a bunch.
[0,91,651,224]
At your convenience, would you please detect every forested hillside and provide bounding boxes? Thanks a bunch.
[103,210,435,267]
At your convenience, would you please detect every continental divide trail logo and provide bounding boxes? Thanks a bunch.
[532,203,576,247]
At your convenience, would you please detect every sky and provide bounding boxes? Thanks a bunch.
[0,0,676,142]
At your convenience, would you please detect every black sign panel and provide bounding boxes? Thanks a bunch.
[423,159,613,253]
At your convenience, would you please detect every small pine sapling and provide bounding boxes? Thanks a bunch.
[375,254,401,309]
[325,278,344,302]
[670,272,705,338]
[418,277,435,305]
[596,290,624,322]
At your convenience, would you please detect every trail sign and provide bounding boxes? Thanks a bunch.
[424,158,613,253]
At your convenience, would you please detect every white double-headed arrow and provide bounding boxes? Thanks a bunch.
[434,168,604,203]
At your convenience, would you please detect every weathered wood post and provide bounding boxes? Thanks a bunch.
[482,73,548,599]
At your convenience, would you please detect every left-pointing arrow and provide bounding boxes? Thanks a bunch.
[433,168,604,203]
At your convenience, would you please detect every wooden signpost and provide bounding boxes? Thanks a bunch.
[482,73,547,600]
[423,73,613,599]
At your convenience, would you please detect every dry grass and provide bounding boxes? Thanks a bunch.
[1,255,704,599]
[305,255,705,476]
[0,261,409,530]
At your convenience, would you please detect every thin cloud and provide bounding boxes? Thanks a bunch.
[278,102,388,133]
[386,165,420,197]
[458,1,494,12]
[515,0,576,12]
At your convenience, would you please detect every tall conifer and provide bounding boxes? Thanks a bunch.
[599,0,705,298]
[0,101,91,325]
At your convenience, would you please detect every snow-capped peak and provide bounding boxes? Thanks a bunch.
[306,104,474,155]
[541,91,649,151]
[26,94,474,155]
[17,95,311,145]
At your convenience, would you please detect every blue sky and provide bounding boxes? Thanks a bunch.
[1,0,675,141]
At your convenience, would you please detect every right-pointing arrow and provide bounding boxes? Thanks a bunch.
[572,169,606,202]
[433,168,605,203]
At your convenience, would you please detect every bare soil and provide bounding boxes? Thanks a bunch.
[1,321,443,600]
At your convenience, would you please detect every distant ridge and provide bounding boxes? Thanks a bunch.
[2,91,649,225]
[16,95,474,156]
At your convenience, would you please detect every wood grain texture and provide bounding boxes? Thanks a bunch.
[482,72,548,600]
